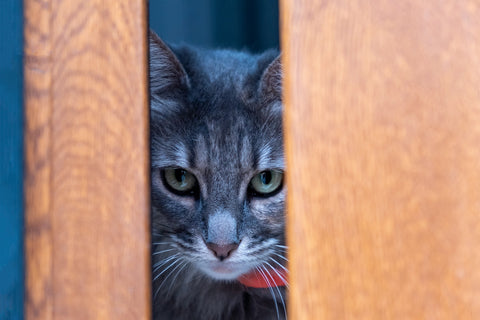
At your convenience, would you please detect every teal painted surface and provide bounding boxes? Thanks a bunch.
[149,0,279,52]
[0,0,24,319]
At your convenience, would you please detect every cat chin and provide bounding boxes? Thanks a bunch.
[197,262,252,281]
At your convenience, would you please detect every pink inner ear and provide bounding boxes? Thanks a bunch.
[259,55,282,99]
[238,268,287,288]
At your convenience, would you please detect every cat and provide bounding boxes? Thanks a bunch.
[150,30,287,320]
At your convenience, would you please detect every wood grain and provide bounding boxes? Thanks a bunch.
[281,0,480,319]
[24,0,150,319]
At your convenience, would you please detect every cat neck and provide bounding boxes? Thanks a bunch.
[153,262,286,320]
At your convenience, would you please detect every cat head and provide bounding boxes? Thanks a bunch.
[150,31,285,282]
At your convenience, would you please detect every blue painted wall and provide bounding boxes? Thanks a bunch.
[149,0,279,52]
[0,0,24,319]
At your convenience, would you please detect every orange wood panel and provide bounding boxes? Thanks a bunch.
[281,0,480,319]
[24,0,150,318]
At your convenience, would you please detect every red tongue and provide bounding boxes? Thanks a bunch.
[238,268,288,288]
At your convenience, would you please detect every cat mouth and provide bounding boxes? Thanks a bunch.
[210,263,237,274]
[199,261,253,280]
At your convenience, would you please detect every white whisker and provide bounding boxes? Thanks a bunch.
[153,253,179,267]
[153,254,180,274]
[273,252,288,262]
[153,248,175,255]
[153,257,181,284]
[261,265,287,320]
[264,261,289,288]
[256,266,280,320]
[269,257,289,275]
[153,259,180,281]
[166,261,189,297]
[152,241,173,246]
[158,259,185,291]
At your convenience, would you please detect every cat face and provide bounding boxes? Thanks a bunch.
[150,32,285,282]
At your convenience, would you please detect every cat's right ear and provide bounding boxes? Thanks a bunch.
[258,54,282,104]
[149,30,189,96]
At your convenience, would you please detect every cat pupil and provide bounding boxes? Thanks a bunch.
[175,169,186,183]
[260,171,272,185]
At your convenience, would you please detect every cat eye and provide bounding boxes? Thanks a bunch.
[249,170,283,197]
[162,168,198,196]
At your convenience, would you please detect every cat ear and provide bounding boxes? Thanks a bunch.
[149,30,189,95]
[258,55,283,102]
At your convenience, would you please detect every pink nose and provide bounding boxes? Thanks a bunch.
[206,242,239,261]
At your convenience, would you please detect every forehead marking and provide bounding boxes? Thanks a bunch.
[257,143,285,170]
[240,136,253,170]
[194,134,208,169]
[172,142,190,168]
[151,141,190,168]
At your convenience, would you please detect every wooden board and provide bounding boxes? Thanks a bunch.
[24,0,150,318]
[281,0,480,319]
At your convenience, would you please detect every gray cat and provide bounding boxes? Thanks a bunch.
[150,30,287,320]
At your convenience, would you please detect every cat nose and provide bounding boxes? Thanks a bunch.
[206,242,239,261]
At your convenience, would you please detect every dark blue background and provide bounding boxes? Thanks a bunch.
[149,0,279,52]
[0,0,24,319]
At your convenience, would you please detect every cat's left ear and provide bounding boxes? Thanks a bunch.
[259,55,283,102]
[149,30,190,95]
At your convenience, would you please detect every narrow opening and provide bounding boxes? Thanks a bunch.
[148,1,286,319]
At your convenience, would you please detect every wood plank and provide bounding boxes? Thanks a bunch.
[24,0,150,319]
[281,0,480,319]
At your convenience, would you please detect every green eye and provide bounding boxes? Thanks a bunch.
[163,168,198,195]
[249,170,283,196]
